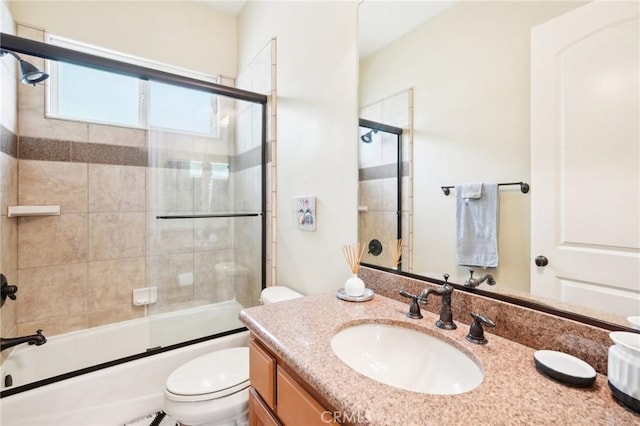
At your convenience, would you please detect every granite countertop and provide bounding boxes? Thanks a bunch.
[239,292,638,425]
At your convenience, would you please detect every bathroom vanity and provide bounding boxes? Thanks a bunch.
[249,336,338,426]
[240,292,637,425]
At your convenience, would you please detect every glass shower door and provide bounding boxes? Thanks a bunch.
[146,81,264,348]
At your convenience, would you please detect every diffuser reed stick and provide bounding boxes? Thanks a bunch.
[342,242,365,275]
[390,239,403,267]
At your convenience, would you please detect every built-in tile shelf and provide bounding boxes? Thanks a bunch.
[7,205,61,217]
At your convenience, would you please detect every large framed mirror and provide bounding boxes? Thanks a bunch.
[358,0,640,331]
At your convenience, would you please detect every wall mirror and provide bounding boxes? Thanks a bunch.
[357,0,639,331]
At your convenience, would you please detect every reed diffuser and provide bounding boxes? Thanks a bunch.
[390,239,403,269]
[342,242,366,296]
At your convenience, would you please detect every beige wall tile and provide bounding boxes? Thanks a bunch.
[1,294,17,337]
[17,263,87,323]
[88,257,145,310]
[18,313,88,337]
[194,216,232,251]
[18,84,89,141]
[147,252,194,313]
[147,132,203,166]
[0,153,18,213]
[193,171,231,213]
[382,177,398,212]
[1,62,18,134]
[88,305,144,328]
[382,211,399,242]
[146,167,194,212]
[88,165,145,212]
[1,216,18,283]
[88,123,146,148]
[17,24,44,42]
[381,132,398,165]
[147,213,193,255]
[192,134,229,156]
[359,180,382,211]
[88,212,145,261]
[359,211,383,265]
[193,249,234,303]
[18,214,88,268]
[18,160,88,213]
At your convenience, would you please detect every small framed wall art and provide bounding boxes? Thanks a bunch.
[293,196,316,231]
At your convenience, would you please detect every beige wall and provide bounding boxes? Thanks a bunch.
[238,1,359,296]
[9,0,237,77]
[359,1,583,292]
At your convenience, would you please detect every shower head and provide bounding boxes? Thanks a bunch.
[361,129,378,143]
[0,49,49,85]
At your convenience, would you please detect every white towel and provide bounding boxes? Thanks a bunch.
[459,183,483,199]
[455,183,499,268]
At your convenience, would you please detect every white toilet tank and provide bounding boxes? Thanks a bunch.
[260,286,303,304]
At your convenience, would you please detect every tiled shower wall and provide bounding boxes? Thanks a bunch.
[5,24,268,338]
[236,39,276,289]
[359,90,413,271]
[0,1,19,351]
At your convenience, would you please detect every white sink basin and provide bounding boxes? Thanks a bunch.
[331,323,483,395]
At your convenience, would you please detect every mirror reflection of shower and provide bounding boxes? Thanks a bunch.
[358,118,403,270]
[360,128,378,143]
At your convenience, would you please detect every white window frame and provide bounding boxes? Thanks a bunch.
[45,34,221,136]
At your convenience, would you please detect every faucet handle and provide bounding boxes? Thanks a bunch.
[466,312,496,345]
[399,290,423,319]
[465,269,477,287]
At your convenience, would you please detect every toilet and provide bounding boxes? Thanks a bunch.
[163,286,303,426]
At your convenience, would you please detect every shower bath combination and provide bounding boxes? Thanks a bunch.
[0,31,268,398]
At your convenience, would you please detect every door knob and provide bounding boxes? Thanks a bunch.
[535,256,548,267]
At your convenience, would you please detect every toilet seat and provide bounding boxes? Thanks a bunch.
[165,347,249,403]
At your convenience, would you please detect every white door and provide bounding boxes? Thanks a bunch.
[530,1,640,318]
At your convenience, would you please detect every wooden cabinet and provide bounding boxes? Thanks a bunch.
[249,334,339,426]
[249,339,275,409]
[249,388,280,426]
[276,366,338,426]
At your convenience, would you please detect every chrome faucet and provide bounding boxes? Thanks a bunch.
[1,329,46,352]
[464,269,496,288]
[419,274,457,330]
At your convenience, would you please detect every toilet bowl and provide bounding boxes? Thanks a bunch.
[164,286,303,426]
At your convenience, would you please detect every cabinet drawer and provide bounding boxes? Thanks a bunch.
[249,388,281,426]
[249,339,276,409]
[276,366,339,426]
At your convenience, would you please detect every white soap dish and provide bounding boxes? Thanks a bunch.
[533,350,596,387]
[627,316,640,330]
[610,331,640,355]
[336,288,374,302]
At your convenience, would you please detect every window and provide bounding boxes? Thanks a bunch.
[46,34,220,135]
[54,61,141,127]
[148,80,216,135]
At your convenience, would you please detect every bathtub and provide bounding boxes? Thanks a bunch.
[0,300,249,425]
